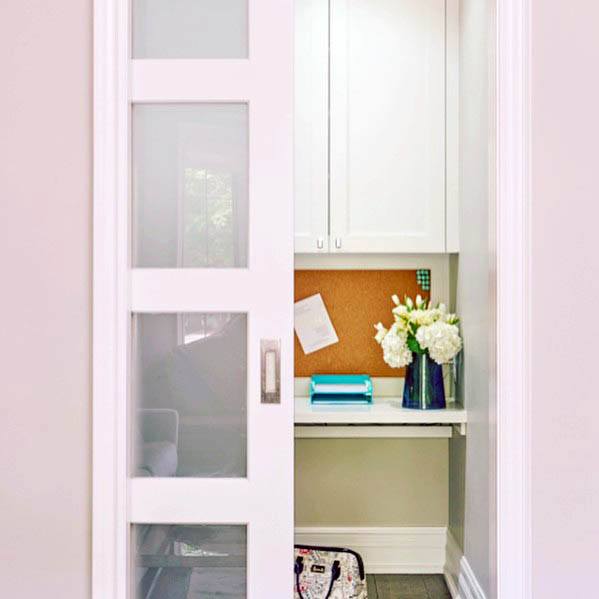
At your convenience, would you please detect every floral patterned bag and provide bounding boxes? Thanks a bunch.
[294,545,368,599]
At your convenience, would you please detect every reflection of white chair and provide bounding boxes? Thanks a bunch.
[136,409,179,477]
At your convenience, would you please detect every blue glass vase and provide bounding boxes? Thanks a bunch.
[403,352,446,410]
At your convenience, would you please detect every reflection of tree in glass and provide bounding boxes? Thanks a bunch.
[183,168,235,267]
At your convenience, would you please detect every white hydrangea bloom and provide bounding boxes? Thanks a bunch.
[373,322,388,344]
[416,321,462,364]
[375,296,461,368]
[381,325,413,368]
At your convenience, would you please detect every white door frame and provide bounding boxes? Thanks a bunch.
[495,0,531,598]
[93,0,533,597]
[93,1,128,596]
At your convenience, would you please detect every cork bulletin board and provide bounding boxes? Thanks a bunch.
[294,270,431,377]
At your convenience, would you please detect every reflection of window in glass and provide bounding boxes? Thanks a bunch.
[179,168,238,268]
[178,312,236,345]
[133,104,248,269]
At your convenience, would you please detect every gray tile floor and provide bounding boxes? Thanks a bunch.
[366,574,451,599]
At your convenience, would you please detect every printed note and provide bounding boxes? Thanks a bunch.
[294,293,339,354]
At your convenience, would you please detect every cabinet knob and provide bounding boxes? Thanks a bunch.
[335,237,342,249]
[316,237,324,250]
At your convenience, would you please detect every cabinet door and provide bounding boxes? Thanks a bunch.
[330,0,446,253]
[294,0,329,253]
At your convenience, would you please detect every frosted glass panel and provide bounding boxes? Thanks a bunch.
[133,525,246,598]
[133,104,249,268]
[132,313,247,478]
[133,0,248,59]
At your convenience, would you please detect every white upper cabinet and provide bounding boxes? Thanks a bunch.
[294,0,329,253]
[330,0,446,253]
[295,0,458,254]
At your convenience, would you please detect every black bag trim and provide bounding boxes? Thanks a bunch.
[295,555,341,599]
[294,544,366,581]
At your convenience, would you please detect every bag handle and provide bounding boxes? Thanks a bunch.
[295,556,341,599]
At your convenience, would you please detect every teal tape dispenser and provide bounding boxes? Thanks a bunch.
[310,374,373,405]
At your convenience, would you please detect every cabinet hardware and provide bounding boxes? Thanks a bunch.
[335,238,342,249]
[317,237,324,249]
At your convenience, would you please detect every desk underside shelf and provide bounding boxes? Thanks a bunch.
[294,397,467,438]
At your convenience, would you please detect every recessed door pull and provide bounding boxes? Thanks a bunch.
[317,237,324,249]
[335,237,342,249]
[261,339,281,404]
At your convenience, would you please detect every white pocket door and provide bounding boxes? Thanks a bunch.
[94,2,294,597]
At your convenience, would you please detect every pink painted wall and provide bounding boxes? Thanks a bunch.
[530,1,599,597]
[0,1,92,596]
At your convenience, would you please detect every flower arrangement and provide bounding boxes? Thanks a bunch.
[374,295,462,367]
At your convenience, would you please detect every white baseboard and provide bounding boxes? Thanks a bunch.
[444,531,487,599]
[294,526,487,595]
[444,531,462,597]
[294,527,447,574]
